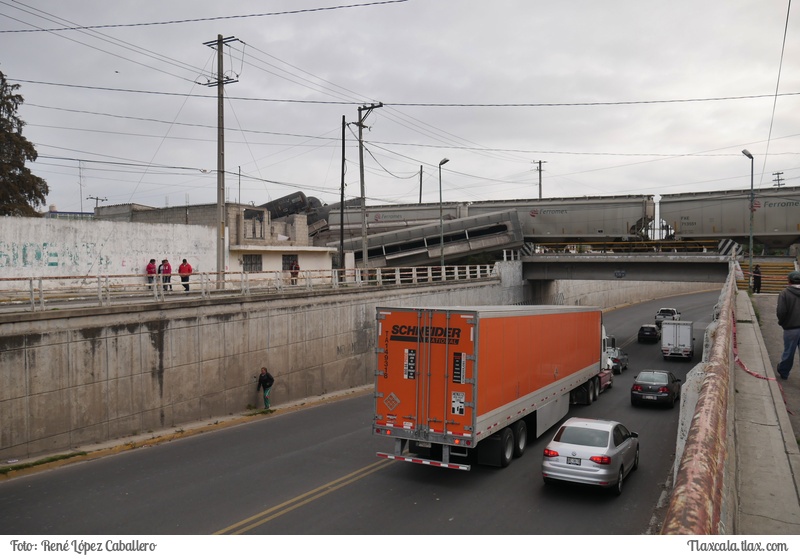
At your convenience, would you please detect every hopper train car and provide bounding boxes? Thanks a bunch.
[659,187,800,249]
[320,195,656,244]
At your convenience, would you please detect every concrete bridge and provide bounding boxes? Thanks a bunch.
[0,259,797,534]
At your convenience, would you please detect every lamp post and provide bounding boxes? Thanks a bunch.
[438,158,449,272]
[742,149,754,288]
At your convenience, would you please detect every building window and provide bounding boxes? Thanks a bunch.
[282,254,299,271]
[242,254,263,272]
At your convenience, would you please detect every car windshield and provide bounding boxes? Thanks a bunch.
[555,426,609,447]
[637,371,668,384]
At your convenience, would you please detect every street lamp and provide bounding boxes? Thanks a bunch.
[438,158,449,272]
[742,149,754,288]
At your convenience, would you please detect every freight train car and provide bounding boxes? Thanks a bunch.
[467,195,654,243]
[321,195,654,244]
[659,187,800,249]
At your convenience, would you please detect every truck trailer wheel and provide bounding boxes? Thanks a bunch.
[512,420,527,458]
[500,427,514,467]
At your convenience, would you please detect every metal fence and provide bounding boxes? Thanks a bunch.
[0,264,498,313]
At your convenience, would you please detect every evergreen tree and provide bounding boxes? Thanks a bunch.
[0,71,49,216]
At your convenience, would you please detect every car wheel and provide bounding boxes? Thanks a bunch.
[613,467,624,496]
[543,476,553,486]
[500,427,514,467]
[669,395,675,409]
[630,397,637,407]
[512,420,527,458]
[633,446,639,471]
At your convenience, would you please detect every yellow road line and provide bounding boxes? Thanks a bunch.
[215,459,394,534]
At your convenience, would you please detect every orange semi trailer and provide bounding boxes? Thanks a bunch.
[373,305,613,470]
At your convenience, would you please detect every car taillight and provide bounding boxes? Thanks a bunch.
[658,386,670,393]
[632,384,642,391]
[543,448,559,457]
[612,358,620,364]
[590,455,611,465]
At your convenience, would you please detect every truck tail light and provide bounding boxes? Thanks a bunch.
[590,455,611,465]
[543,448,559,457]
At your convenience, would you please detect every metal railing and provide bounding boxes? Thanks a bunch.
[0,264,498,313]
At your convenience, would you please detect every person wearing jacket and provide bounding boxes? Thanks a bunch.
[145,258,157,289]
[178,259,193,292]
[256,367,275,409]
[776,270,800,380]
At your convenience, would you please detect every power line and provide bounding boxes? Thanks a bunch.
[0,1,410,32]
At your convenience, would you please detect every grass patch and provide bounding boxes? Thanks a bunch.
[0,451,87,476]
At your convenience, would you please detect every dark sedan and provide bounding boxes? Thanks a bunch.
[631,370,681,408]
[607,347,629,374]
[637,324,661,343]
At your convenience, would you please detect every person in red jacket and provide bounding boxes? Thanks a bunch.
[145,259,157,290]
[178,259,193,292]
[159,259,172,291]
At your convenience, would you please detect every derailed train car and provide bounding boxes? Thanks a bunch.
[468,195,654,243]
[320,195,655,244]
[659,187,800,249]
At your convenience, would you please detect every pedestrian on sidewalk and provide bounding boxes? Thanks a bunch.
[752,264,762,294]
[178,259,193,292]
[159,259,173,291]
[145,258,157,289]
[776,270,800,380]
[256,367,275,409]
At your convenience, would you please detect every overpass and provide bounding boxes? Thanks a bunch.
[0,260,797,534]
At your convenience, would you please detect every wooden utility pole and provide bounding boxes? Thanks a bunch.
[357,102,382,267]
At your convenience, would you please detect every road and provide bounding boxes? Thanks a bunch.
[0,290,720,535]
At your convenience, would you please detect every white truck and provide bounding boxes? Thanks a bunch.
[661,320,694,360]
[654,307,681,328]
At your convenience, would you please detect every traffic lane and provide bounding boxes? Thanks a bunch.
[0,395,381,535]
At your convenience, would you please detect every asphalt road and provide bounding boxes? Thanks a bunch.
[0,290,720,535]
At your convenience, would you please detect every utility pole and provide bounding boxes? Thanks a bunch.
[535,160,546,199]
[203,35,239,289]
[340,115,346,270]
[357,102,382,268]
[773,171,784,187]
[86,195,107,209]
[418,165,423,204]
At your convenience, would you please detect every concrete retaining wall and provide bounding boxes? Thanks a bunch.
[0,262,527,461]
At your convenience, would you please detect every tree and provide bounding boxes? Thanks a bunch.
[1,71,48,216]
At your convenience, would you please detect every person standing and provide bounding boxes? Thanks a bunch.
[290,259,300,285]
[752,264,762,294]
[145,258,157,289]
[178,258,193,292]
[160,259,173,291]
[256,367,275,409]
[776,270,800,380]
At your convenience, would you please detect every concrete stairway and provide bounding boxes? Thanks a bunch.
[737,259,798,294]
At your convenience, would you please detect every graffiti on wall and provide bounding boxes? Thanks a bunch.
[0,241,112,271]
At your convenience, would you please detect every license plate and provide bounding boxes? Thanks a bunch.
[643,395,656,400]
[567,457,581,466]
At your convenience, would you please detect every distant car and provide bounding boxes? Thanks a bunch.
[607,347,629,374]
[631,369,681,408]
[654,308,681,328]
[542,417,639,495]
[638,324,661,343]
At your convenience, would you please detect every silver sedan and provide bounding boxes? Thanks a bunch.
[541,417,639,495]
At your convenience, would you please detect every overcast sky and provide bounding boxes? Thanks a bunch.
[2,0,798,214]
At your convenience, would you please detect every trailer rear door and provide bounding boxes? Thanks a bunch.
[375,308,476,443]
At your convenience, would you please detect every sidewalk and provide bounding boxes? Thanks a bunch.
[735,292,800,534]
